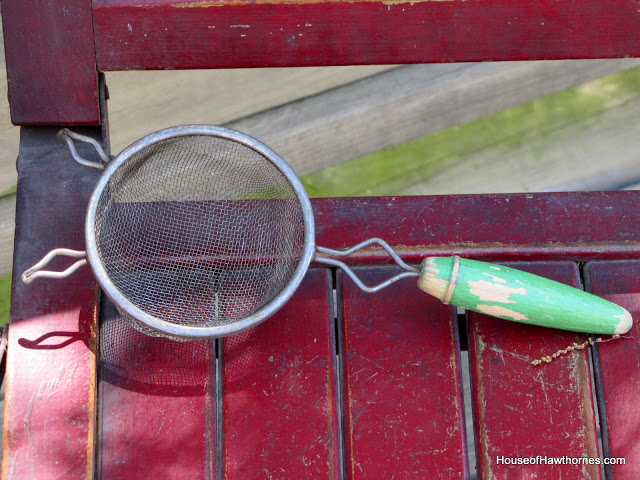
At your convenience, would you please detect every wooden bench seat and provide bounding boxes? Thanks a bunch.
[4,137,640,477]
[1,0,639,478]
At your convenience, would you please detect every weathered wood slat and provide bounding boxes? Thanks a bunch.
[467,262,600,479]
[94,0,640,71]
[99,302,215,479]
[400,84,640,196]
[228,59,640,177]
[340,266,467,479]
[311,191,640,264]
[586,261,640,480]
[1,127,103,478]
[222,269,340,479]
[105,65,394,155]
[0,0,99,125]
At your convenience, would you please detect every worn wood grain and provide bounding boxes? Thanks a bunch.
[222,269,340,479]
[399,88,640,196]
[467,262,600,479]
[0,0,99,125]
[94,0,640,71]
[340,266,467,479]
[99,300,215,479]
[1,127,103,479]
[311,191,640,265]
[586,261,640,480]
[228,59,640,176]
[105,65,394,155]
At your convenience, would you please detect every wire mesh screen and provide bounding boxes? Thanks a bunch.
[99,297,213,395]
[93,135,306,330]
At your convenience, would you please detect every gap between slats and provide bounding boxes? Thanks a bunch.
[583,260,640,480]
[210,266,472,479]
[579,261,610,480]
[333,268,347,480]
[216,269,339,480]
[465,261,606,480]
[332,261,607,480]
[337,266,469,479]
[99,261,614,480]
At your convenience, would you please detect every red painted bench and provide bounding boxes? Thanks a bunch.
[1,1,640,479]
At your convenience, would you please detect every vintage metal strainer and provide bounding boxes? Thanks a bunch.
[22,125,418,339]
[23,125,632,339]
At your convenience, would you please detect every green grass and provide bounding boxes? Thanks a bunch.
[0,189,15,326]
[301,65,640,197]
[0,185,16,199]
[0,273,11,326]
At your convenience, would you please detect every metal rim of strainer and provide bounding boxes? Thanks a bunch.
[84,125,316,339]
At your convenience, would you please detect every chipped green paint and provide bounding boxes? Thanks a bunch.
[418,257,632,334]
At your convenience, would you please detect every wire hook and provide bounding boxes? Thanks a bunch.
[57,128,111,170]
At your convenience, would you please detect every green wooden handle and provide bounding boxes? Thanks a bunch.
[417,256,632,334]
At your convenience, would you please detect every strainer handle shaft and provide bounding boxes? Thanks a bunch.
[22,248,88,284]
[57,129,110,170]
[314,238,420,293]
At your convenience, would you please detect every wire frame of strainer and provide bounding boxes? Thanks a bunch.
[26,126,316,339]
[95,126,319,338]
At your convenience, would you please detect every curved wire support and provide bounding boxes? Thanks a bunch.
[22,248,88,284]
[57,128,110,170]
[315,237,419,293]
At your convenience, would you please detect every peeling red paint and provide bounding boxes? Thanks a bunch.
[468,262,601,479]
